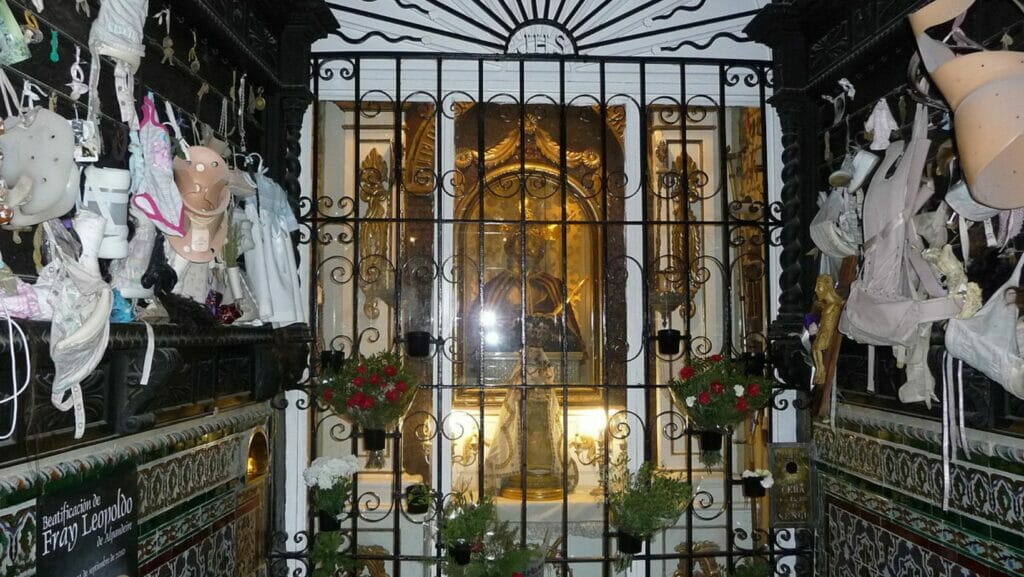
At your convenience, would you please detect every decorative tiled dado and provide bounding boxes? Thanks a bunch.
[823,475,1024,573]
[814,425,1024,536]
[143,521,237,577]
[138,432,246,518]
[139,490,239,563]
[825,500,982,577]
[0,501,34,577]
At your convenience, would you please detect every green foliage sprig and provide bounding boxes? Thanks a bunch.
[439,494,497,548]
[310,531,356,577]
[608,455,692,539]
[732,557,772,577]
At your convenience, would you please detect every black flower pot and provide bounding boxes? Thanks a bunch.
[618,533,643,555]
[318,510,340,532]
[405,484,431,514]
[656,329,682,355]
[698,430,723,453]
[362,428,387,452]
[450,542,472,565]
[405,331,433,357]
[743,477,767,498]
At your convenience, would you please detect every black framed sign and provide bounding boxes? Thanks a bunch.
[37,463,139,577]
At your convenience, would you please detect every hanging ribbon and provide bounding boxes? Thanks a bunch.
[75,0,89,17]
[31,0,43,12]
[67,45,87,100]
[153,7,171,35]
[20,80,45,110]
[237,73,247,152]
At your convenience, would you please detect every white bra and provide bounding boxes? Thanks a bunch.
[945,255,1024,399]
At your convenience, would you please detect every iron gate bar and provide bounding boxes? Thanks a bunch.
[297,49,813,577]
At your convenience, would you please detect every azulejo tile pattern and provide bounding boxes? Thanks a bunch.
[143,522,237,577]
[138,433,245,518]
[0,501,35,577]
[139,489,240,563]
[825,501,980,577]
[822,475,1024,573]
[814,425,1024,536]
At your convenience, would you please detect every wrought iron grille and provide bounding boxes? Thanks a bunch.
[277,52,811,577]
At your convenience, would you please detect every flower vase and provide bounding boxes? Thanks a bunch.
[363,428,387,469]
[742,477,767,498]
[656,329,682,355]
[318,510,340,532]
[450,542,472,565]
[405,331,433,357]
[698,430,724,466]
[618,533,643,555]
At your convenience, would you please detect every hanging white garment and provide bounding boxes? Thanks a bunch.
[243,174,304,327]
[45,213,112,439]
[865,99,900,151]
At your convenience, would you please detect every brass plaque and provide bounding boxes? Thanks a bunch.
[769,443,813,527]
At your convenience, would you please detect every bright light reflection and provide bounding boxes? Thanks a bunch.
[480,309,496,327]
[485,331,501,346]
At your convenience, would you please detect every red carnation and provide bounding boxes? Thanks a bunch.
[356,364,367,374]
[346,394,359,408]
[395,380,408,393]
[323,389,334,402]
[369,374,382,385]
[679,366,695,380]
[736,398,749,412]
[360,395,376,410]
[385,389,402,403]
[698,392,711,405]
[710,354,724,362]
[746,383,761,397]
[710,381,724,394]
[384,365,398,377]
[353,376,365,388]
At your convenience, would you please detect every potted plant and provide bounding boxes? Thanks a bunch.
[310,530,357,577]
[404,331,433,357]
[303,455,361,518]
[439,494,498,566]
[437,507,549,577]
[740,469,773,498]
[318,351,417,459]
[732,557,772,577]
[405,483,434,514]
[608,455,692,555]
[669,354,773,465]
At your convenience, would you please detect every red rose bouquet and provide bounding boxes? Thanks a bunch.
[669,354,772,464]
[319,351,417,453]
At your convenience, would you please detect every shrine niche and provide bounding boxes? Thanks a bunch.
[451,103,627,407]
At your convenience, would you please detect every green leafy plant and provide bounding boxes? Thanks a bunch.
[608,455,692,540]
[310,531,356,577]
[438,502,548,577]
[732,557,772,577]
[318,351,417,430]
[439,494,497,548]
[669,354,772,429]
[406,483,434,513]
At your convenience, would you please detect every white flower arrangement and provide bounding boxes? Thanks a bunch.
[741,468,774,488]
[685,396,696,408]
[304,455,361,490]
[733,385,745,397]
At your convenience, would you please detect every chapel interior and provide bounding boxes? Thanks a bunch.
[0,1,1022,577]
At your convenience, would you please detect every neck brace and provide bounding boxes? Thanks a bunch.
[168,146,230,263]
[0,109,79,228]
[910,0,1024,209]
[945,179,1001,221]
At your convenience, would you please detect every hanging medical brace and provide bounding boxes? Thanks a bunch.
[839,102,965,390]
[87,0,149,130]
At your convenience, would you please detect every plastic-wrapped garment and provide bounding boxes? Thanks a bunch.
[131,95,184,236]
[243,175,305,327]
[44,212,113,439]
